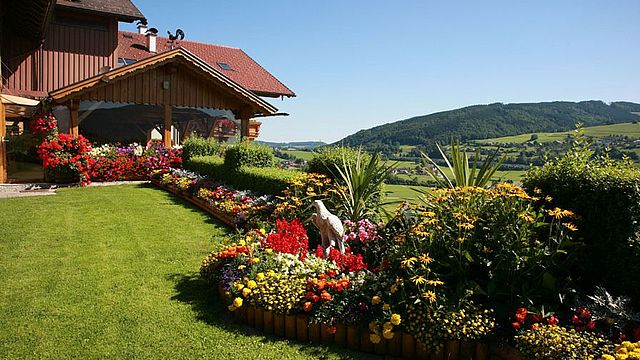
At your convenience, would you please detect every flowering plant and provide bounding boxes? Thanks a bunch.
[29,112,58,140]
[516,324,611,360]
[313,246,367,273]
[38,133,94,185]
[262,219,309,260]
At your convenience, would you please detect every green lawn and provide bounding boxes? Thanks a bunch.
[0,185,376,359]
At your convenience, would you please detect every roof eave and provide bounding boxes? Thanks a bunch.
[55,4,145,22]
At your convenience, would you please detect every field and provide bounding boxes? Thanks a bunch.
[279,149,315,161]
[477,122,640,144]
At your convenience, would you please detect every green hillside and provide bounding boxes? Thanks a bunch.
[337,101,640,151]
[478,122,640,144]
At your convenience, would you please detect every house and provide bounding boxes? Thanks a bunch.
[0,0,294,182]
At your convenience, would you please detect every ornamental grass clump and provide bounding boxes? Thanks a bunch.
[515,324,612,360]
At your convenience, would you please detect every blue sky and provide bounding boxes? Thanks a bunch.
[122,1,640,143]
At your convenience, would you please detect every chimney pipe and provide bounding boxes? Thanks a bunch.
[137,22,148,34]
[146,32,157,53]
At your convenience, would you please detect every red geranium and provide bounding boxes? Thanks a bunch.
[38,133,94,185]
[314,246,368,273]
[262,218,309,260]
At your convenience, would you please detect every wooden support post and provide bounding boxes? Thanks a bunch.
[163,104,172,148]
[68,99,79,138]
[240,116,250,142]
[0,100,6,183]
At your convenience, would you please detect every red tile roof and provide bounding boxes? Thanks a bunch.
[56,0,144,22]
[117,31,295,98]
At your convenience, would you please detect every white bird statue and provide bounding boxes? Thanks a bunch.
[310,200,345,256]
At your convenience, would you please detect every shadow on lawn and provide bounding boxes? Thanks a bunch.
[168,272,381,360]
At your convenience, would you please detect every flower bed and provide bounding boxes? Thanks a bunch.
[196,183,640,360]
[150,168,275,229]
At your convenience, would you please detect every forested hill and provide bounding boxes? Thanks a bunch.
[337,101,640,150]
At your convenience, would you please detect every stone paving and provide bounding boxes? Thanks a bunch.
[0,181,149,199]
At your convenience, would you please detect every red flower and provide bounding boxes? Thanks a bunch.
[262,219,309,259]
[546,315,558,326]
[303,302,313,312]
[512,322,521,330]
[320,291,332,302]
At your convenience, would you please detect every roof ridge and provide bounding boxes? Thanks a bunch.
[119,30,241,50]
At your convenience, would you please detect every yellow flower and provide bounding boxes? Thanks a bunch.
[382,304,390,311]
[563,222,578,231]
[372,296,381,305]
[370,333,381,344]
[383,329,394,340]
[458,223,475,230]
[401,257,418,269]
[383,322,393,331]
[519,212,535,223]
[419,254,433,264]
[242,288,252,297]
[238,239,246,246]
[237,265,246,270]
[368,321,377,332]
[247,280,257,289]
[228,304,237,312]
[259,228,266,235]
[256,273,265,281]
[411,275,426,285]
[390,284,398,294]
[426,279,444,286]
[265,249,273,254]
[422,291,437,303]
[252,257,260,263]
[233,297,243,308]
[390,314,401,326]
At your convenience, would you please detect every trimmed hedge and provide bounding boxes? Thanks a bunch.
[224,142,275,169]
[182,135,225,161]
[523,152,640,304]
[184,155,300,195]
[307,146,369,179]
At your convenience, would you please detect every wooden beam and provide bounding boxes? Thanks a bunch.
[163,104,172,148]
[0,100,6,183]
[68,100,79,138]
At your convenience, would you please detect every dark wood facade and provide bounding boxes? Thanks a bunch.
[2,11,119,98]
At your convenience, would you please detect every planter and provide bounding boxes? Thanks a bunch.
[254,308,264,331]
[360,331,373,353]
[308,322,321,342]
[387,332,402,357]
[334,324,346,348]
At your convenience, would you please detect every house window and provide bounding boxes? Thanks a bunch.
[217,62,233,71]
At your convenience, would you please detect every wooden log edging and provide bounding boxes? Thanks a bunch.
[150,179,237,228]
[225,300,523,360]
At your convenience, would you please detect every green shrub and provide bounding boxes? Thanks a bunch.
[523,141,640,304]
[233,166,301,195]
[307,146,369,179]
[184,155,226,179]
[182,135,224,161]
[224,142,274,168]
[184,155,299,195]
